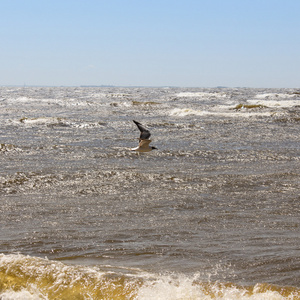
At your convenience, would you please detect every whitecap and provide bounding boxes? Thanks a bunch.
[247,99,300,108]
[169,108,206,116]
[19,117,69,127]
[254,93,296,100]
[169,108,276,118]
[176,92,227,99]
[136,273,291,300]
[0,289,47,300]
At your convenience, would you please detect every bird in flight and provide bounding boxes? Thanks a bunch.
[131,120,157,152]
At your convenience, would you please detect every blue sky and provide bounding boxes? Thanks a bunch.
[1,0,299,87]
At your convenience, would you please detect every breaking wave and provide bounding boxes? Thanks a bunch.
[0,254,299,300]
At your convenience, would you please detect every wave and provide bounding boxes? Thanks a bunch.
[0,143,22,153]
[254,92,299,100]
[19,117,70,127]
[176,91,228,99]
[169,108,277,118]
[169,108,206,117]
[247,99,300,109]
[0,169,187,196]
[6,94,101,108]
[0,254,299,300]
[15,117,107,129]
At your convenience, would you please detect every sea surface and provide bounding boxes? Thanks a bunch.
[0,86,299,299]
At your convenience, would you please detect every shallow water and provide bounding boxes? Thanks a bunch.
[0,86,300,299]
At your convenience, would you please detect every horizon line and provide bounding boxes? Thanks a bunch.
[1,84,299,89]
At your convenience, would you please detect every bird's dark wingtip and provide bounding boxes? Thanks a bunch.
[132,120,151,139]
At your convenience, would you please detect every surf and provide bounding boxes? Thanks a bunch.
[0,254,299,300]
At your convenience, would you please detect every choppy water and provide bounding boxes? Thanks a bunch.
[0,86,300,299]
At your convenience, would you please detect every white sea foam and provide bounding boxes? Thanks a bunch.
[0,289,47,300]
[6,96,98,108]
[136,274,291,300]
[19,117,67,126]
[169,108,206,116]
[176,92,227,98]
[247,99,300,108]
[169,108,276,118]
[16,117,106,129]
[254,93,296,99]
[8,96,62,105]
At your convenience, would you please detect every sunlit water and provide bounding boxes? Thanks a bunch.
[0,86,299,299]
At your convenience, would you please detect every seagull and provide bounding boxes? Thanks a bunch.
[131,120,157,152]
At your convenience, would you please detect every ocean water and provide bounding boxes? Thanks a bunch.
[0,86,299,299]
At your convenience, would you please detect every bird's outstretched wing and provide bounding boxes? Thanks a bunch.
[139,139,152,148]
[133,120,151,140]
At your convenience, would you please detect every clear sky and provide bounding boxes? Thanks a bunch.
[1,0,299,87]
